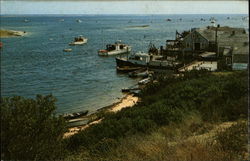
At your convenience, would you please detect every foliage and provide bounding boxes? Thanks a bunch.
[0,94,67,161]
[216,121,248,154]
[66,70,248,156]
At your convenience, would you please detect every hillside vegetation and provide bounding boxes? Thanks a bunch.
[65,70,248,161]
[1,70,248,161]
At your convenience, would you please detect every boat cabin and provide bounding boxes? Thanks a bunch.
[75,37,85,42]
[129,52,151,63]
[106,42,126,51]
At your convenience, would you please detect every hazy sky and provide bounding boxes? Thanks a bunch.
[0,0,248,15]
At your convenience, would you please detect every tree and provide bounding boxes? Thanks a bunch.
[1,94,67,160]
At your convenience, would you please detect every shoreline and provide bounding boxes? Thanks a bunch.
[64,93,139,138]
[0,29,26,38]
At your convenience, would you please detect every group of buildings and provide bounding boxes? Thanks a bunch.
[160,25,248,71]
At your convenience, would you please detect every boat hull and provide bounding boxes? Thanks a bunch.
[69,39,88,45]
[98,47,131,56]
[116,57,176,70]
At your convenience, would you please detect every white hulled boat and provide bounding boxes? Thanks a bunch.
[69,36,88,45]
[98,41,131,56]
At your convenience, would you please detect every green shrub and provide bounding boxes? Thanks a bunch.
[66,71,248,156]
[1,95,67,160]
[216,121,248,155]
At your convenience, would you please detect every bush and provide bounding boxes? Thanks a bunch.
[66,71,248,157]
[0,95,67,160]
[216,121,248,154]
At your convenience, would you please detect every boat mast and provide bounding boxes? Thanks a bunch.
[102,29,104,48]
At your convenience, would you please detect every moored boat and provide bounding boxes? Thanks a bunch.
[116,51,181,70]
[69,36,88,45]
[63,48,72,52]
[98,41,131,56]
[76,19,82,23]
[116,66,142,72]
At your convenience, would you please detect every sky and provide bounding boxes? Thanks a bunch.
[0,0,248,15]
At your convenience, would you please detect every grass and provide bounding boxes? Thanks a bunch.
[64,70,248,160]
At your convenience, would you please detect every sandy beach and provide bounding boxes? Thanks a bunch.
[0,29,26,38]
[64,94,139,138]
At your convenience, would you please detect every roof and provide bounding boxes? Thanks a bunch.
[194,26,249,56]
[195,26,247,42]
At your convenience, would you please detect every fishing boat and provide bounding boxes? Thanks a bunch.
[98,40,131,56]
[116,51,181,70]
[69,36,88,45]
[116,66,141,72]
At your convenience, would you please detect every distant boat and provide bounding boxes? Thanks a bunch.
[59,19,64,22]
[116,66,142,72]
[98,40,131,56]
[166,18,172,21]
[63,48,72,52]
[0,42,3,49]
[76,19,82,23]
[69,36,88,45]
[23,19,30,23]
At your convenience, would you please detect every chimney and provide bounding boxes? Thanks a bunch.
[215,25,219,55]
[231,30,235,36]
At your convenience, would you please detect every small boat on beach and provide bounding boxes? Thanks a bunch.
[128,68,151,78]
[69,36,88,45]
[98,40,131,56]
[63,110,88,120]
[138,77,151,85]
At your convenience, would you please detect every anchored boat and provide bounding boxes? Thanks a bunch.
[63,48,72,52]
[116,51,181,70]
[98,41,131,56]
[69,36,88,45]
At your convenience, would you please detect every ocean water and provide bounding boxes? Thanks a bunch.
[1,14,248,114]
